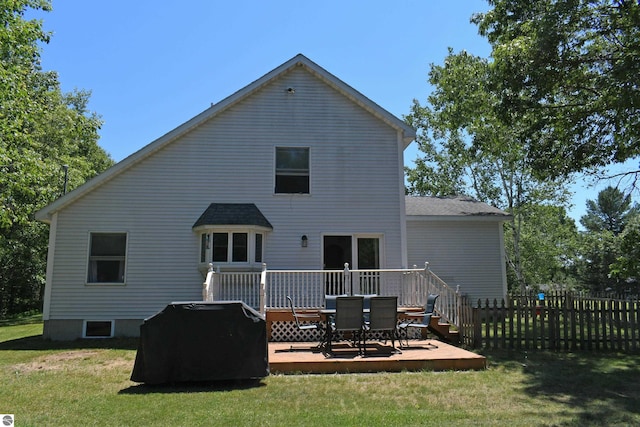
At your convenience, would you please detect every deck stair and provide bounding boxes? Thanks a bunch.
[399,312,459,344]
[398,309,459,344]
[428,315,459,344]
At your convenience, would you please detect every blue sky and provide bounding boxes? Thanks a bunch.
[32,0,635,223]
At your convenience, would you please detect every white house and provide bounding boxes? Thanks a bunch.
[36,54,510,340]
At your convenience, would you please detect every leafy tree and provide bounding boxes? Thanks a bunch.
[405,50,575,291]
[514,204,580,288]
[473,0,640,181]
[0,0,113,317]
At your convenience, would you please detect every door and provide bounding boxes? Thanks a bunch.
[323,236,352,294]
[323,235,382,294]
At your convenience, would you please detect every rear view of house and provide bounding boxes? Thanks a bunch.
[37,55,510,340]
[36,54,417,340]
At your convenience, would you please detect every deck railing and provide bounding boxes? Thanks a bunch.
[203,262,461,328]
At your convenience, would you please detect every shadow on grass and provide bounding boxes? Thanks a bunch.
[483,349,640,426]
[119,378,266,394]
[0,334,139,351]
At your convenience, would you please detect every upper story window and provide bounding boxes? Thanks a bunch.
[87,232,127,283]
[275,147,309,194]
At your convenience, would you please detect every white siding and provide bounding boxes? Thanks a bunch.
[406,219,508,303]
[48,67,405,321]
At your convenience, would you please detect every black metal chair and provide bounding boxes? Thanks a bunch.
[327,296,364,354]
[398,294,439,347]
[362,296,399,355]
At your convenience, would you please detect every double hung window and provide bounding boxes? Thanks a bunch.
[275,147,309,194]
[87,232,127,283]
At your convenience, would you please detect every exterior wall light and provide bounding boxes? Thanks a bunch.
[301,235,308,247]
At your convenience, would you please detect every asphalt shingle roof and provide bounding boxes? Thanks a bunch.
[405,196,511,218]
[193,203,273,229]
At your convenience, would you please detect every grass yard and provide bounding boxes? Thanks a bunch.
[1,318,639,426]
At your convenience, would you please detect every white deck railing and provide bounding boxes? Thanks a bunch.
[202,262,461,328]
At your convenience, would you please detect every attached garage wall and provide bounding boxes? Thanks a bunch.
[406,219,508,303]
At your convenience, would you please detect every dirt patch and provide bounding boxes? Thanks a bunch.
[11,350,131,373]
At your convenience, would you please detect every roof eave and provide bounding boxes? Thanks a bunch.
[406,214,513,222]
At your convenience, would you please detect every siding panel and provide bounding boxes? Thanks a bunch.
[406,220,507,302]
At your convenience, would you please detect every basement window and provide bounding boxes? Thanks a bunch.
[83,320,114,338]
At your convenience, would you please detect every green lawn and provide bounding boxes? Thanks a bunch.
[1,320,639,426]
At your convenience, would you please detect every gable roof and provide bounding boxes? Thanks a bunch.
[36,54,415,223]
[405,196,512,221]
[193,203,273,229]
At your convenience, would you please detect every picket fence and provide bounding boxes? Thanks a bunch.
[458,291,640,352]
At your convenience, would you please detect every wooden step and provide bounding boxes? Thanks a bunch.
[428,316,459,344]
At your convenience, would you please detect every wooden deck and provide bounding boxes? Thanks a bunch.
[268,339,486,374]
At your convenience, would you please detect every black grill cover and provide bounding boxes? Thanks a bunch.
[131,301,268,384]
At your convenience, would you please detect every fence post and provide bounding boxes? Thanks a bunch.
[548,307,556,350]
[203,263,221,302]
[202,263,212,301]
[456,286,462,339]
[473,302,482,349]
[259,263,267,316]
[343,263,351,295]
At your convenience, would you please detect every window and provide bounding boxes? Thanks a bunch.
[84,320,114,338]
[232,233,248,262]
[87,233,126,283]
[200,234,208,263]
[200,231,264,266]
[255,234,263,263]
[275,147,309,194]
[212,233,229,262]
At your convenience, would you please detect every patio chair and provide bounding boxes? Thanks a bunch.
[398,294,439,347]
[323,293,347,326]
[354,293,377,310]
[324,294,348,310]
[355,293,377,323]
[362,296,399,355]
[327,296,364,354]
[287,296,323,347]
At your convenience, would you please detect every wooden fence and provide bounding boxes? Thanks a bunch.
[458,291,640,352]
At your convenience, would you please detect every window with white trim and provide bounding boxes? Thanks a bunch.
[200,230,264,266]
[87,233,127,283]
[275,147,309,194]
